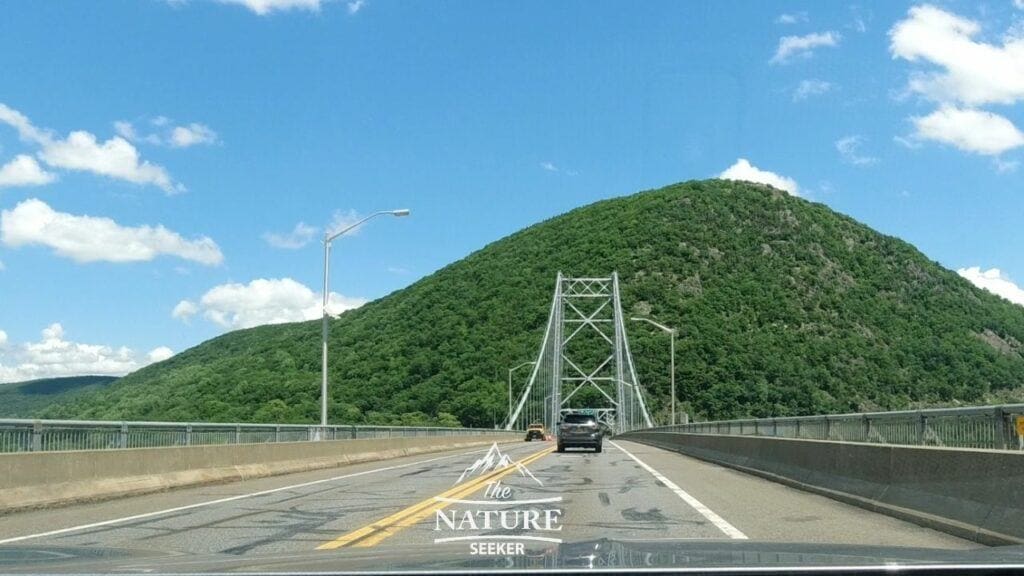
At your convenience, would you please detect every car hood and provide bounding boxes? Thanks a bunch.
[2,539,1024,573]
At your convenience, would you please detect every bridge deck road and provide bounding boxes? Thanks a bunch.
[0,439,975,568]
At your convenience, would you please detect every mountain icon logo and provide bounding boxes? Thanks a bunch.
[455,443,543,486]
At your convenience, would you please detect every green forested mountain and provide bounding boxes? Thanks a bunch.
[41,180,1024,426]
[0,376,118,418]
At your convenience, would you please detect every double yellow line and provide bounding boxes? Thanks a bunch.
[317,445,554,550]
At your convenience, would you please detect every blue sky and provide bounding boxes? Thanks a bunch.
[1,0,1023,381]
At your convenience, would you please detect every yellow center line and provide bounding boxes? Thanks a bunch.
[317,445,555,550]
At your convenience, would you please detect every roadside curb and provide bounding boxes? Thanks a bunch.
[0,436,516,515]
[618,432,1024,547]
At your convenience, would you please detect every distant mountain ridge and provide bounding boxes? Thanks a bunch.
[38,180,1024,426]
[0,376,118,418]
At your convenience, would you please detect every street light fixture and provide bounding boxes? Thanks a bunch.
[631,316,677,426]
[507,361,536,428]
[321,209,410,427]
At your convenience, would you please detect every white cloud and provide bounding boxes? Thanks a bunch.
[347,0,365,14]
[1,198,224,265]
[835,135,879,166]
[172,299,199,321]
[889,6,1024,167]
[0,103,180,193]
[216,0,322,15]
[890,5,1024,106]
[327,209,365,237]
[113,120,137,141]
[0,103,51,144]
[0,323,170,383]
[117,119,218,149]
[793,79,833,101]
[174,277,368,330]
[263,221,318,249]
[538,161,578,176]
[910,106,1024,155]
[0,330,7,347]
[0,260,5,271]
[776,12,808,25]
[40,131,177,192]
[718,158,800,195]
[1016,0,1024,9]
[264,211,371,250]
[169,123,218,148]
[147,346,175,363]
[957,266,1024,306]
[771,31,841,64]
[0,155,56,188]
[893,134,922,149]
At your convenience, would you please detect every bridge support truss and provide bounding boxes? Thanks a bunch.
[507,272,653,434]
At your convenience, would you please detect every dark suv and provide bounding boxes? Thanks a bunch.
[556,413,602,453]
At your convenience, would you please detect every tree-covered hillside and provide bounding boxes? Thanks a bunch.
[0,376,118,418]
[41,180,1024,426]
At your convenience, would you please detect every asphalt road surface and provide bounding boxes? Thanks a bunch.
[0,439,979,571]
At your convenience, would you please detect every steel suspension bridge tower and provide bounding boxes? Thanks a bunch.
[507,272,654,434]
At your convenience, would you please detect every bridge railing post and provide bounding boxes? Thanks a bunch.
[995,407,1008,451]
[185,424,193,446]
[119,422,128,449]
[31,420,42,452]
[916,412,926,445]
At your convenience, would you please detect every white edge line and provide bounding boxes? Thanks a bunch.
[433,496,563,505]
[609,440,748,540]
[433,535,562,544]
[0,446,503,546]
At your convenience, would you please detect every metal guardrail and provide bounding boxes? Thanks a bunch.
[0,419,512,453]
[643,404,1024,451]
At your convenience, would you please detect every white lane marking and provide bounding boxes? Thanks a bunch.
[0,444,515,546]
[609,440,748,540]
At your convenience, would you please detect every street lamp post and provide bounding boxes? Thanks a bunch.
[321,209,410,427]
[507,361,536,428]
[631,316,677,426]
[543,393,553,430]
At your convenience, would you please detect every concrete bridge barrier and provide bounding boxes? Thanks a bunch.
[618,431,1024,546]
[0,433,518,513]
